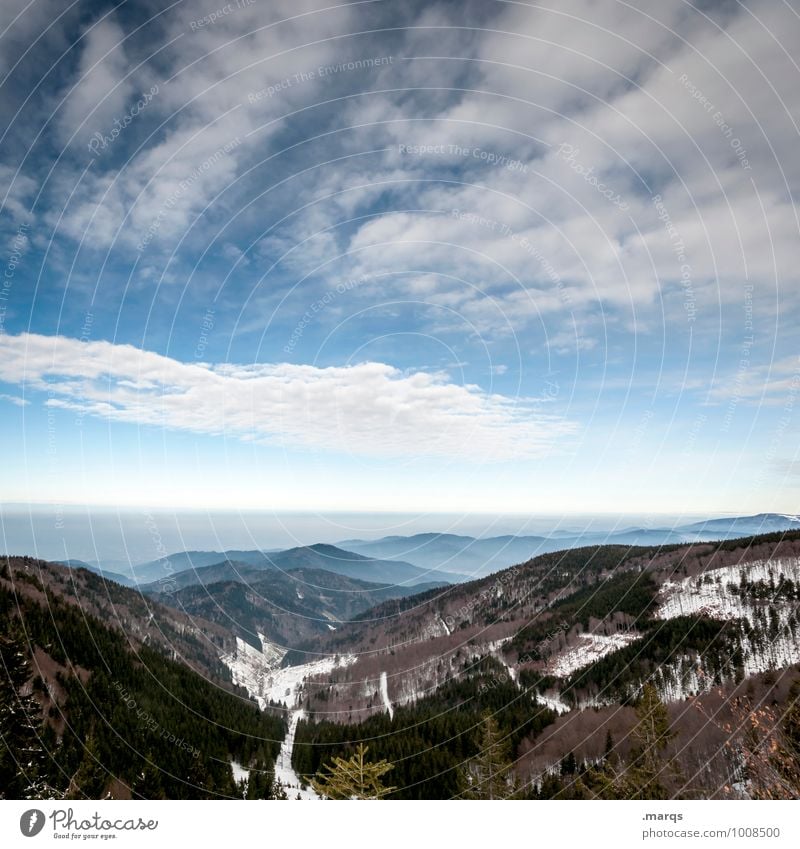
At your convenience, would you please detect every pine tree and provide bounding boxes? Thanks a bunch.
[623,684,678,799]
[71,732,112,799]
[462,713,514,799]
[311,743,396,799]
[0,629,52,799]
[560,750,577,775]
[245,760,287,800]
[604,730,615,760]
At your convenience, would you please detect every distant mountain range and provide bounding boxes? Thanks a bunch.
[57,513,800,588]
[678,512,800,535]
[132,543,467,587]
[338,512,800,577]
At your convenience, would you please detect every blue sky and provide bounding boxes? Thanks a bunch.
[0,0,799,516]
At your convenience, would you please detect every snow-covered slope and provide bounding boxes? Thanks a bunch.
[220,633,287,708]
[222,636,358,800]
[547,632,641,678]
[535,692,572,715]
[652,557,800,698]
[221,633,356,709]
[656,557,800,620]
[533,557,800,708]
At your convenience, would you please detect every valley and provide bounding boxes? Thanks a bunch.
[3,516,800,799]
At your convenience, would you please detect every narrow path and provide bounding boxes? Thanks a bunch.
[274,709,319,800]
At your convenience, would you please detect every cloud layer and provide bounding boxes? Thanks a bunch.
[1,0,798,513]
[0,332,573,460]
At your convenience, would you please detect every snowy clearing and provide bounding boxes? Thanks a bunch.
[547,632,641,678]
[221,634,356,709]
[651,557,800,696]
[656,557,800,621]
[221,637,357,801]
[535,692,572,714]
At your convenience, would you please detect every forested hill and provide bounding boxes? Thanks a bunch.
[290,542,670,661]
[299,532,800,661]
[1,555,238,680]
[157,566,448,650]
[0,556,286,799]
[280,531,800,726]
[280,531,800,798]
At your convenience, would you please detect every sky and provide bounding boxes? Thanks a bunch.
[0,0,799,520]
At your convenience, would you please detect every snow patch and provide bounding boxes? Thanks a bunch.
[221,640,357,801]
[221,634,287,708]
[379,671,394,720]
[547,632,641,678]
[230,760,249,787]
[657,557,800,621]
[264,655,357,708]
[653,557,800,698]
[486,636,518,684]
[536,692,571,715]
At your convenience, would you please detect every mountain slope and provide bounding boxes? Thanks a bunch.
[57,559,136,587]
[2,556,241,679]
[129,549,280,583]
[338,530,688,577]
[678,512,800,537]
[269,544,465,584]
[338,532,548,576]
[270,532,800,797]
[158,566,449,649]
[292,533,800,713]
[139,559,267,593]
[0,556,285,799]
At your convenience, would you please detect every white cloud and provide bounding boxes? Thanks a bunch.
[0,164,36,223]
[0,332,574,460]
[0,393,29,407]
[707,355,800,405]
[268,0,800,338]
[45,0,361,258]
[12,0,800,358]
[56,18,136,148]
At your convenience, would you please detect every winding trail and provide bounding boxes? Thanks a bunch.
[274,709,319,800]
